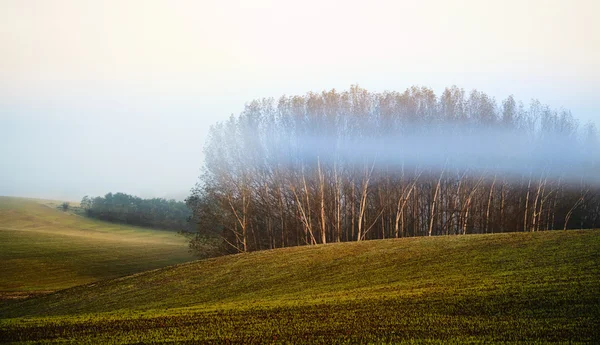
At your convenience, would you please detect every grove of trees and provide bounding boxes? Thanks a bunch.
[187,85,600,254]
[81,193,192,232]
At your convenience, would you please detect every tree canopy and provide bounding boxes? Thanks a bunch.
[82,193,191,232]
[188,85,600,255]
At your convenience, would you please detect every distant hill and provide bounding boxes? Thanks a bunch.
[0,196,195,299]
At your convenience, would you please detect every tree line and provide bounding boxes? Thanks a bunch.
[81,193,192,232]
[187,85,600,255]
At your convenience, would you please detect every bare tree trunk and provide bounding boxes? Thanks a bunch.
[531,182,541,232]
[395,174,420,238]
[413,184,419,236]
[454,174,464,235]
[524,177,532,232]
[485,175,497,233]
[462,201,471,235]
[401,206,405,238]
[428,169,444,236]
[318,159,327,244]
[462,176,484,235]
[242,193,248,252]
[357,177,368,241]
[336,171,341,242]
[277,183,286,247]
[551,185,560,230]
[351,182,356,241]
[536,178,548,232]
[357,162,375,241]
[564,188,589,230]
[290,182,316,245]
[251,221,258,251]
[302,171,316,244]
[226,189,249,252]
[500,181,505,232]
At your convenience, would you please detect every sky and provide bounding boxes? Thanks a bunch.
[1,0,599,201]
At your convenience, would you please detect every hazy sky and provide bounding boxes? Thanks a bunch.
[1,0,599,201]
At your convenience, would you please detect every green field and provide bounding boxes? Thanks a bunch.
[1,223,599,343]
[0,196,195,298]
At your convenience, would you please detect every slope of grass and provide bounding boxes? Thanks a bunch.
[1,229,599,343]
[0,196,195,297]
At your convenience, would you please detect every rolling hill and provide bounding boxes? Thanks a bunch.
[0,196,195,298]
[1,229,599,343]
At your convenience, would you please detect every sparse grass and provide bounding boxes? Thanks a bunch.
[1,227,599,343]
[0,196,195,296]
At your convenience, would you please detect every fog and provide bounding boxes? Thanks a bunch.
[1,0,599,201]
[282,126,600,185]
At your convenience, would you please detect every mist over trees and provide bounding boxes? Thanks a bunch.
[81,193,191,232]
[187,85,600,254]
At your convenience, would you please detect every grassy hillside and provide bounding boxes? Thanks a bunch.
[0,196,195,297]
[1,229,599,343]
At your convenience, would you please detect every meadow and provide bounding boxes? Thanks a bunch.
[0,196,195,299]
[1,220,598,343]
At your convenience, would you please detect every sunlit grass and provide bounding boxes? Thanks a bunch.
[1,228,598,343]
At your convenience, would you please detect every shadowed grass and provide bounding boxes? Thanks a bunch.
[0,196,195,295]
[1,229,598,343]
